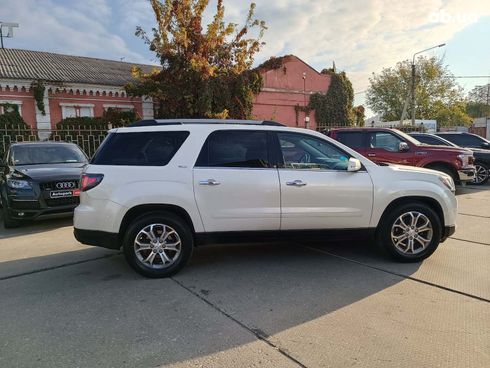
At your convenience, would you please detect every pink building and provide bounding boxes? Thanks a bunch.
[253,55,331,131]
[0,50,331,131]
[0,49,155,130]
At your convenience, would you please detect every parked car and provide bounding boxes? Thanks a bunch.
[410,132,490,185]
[327,128,475,184]
[435,132,490,150]
[74,119,457,278]
[0,142,88,228]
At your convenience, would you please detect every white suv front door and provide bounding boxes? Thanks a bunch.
[193,130,280,232]
[275,132,373,230]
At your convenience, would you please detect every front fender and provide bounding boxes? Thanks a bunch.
[369,179,457,228]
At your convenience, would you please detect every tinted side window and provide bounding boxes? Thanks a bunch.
[439,134,463,145]
[414,135,445,145]
[460,134,484,146]
[278,132,350,171]
[441,134,482,146]
[196,130,269,168]
[336,131,364,148]
[369,132,403,152]
[91,131,189,166]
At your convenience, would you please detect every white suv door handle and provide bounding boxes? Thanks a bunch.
[286,180,307,187]
[199,179,221,186]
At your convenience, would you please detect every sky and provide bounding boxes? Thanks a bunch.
[1,0,489,117]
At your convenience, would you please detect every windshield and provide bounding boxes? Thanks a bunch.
[11,145,87,165]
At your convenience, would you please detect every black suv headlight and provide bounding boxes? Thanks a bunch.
[7,179,33,189]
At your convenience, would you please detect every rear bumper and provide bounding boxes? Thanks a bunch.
[458,168,475,182]
[441,225,456,242]
[74,228,120,250]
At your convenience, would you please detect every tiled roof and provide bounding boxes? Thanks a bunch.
[0,48,156,86]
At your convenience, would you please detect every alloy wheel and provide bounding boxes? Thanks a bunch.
[390,211,433,255]
[133,223,182,269]
[472,164,489,185]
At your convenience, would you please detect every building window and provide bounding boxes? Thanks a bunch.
[0,100,22,116]
[103,104,134,112]
[60,104,94,119]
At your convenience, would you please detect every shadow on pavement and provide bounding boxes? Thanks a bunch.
[0,240,422,367]
[0,212,73,240]
[456,185,489,195]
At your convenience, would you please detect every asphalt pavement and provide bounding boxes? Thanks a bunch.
[0,186,489,368]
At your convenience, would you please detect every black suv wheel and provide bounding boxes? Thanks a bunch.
[473,162,489,185]
[123,211,193,278]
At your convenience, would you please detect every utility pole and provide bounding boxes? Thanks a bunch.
[0,22,19,49]
[411,44,446,126]
[411,62,416,126]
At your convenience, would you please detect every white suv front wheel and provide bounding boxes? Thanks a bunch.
[123,211,193,278]
[376,202,442,262]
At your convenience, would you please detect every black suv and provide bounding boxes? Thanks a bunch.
[435,132,490,150]
[0,142,88,228]
[410,132,490,185]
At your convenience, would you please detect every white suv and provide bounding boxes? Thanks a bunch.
[74,119,457,278]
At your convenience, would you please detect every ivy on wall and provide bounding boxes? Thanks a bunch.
[294,104,311,125]
[0,105,28,127]
[308,70,355,129]
[31,80,46,115]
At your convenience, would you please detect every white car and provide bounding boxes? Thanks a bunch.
[74,119,457,278]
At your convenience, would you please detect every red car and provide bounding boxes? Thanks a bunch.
[327,128,475,184]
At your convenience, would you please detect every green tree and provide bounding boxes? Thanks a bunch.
[309,70,355,128]
[125,0,266,119]
[366,56,471,127]
[353,105,365,127]
[466,84,490,118]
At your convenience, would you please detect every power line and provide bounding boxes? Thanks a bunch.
[453,76,490,79]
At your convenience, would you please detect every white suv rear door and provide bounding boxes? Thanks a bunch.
[193,130,280,232]
[274,132,374,230]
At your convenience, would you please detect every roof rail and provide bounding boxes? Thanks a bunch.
[128,119,285,127]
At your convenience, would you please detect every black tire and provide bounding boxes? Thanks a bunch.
[472,162,489,185]
[428,165,458,185]
[122,211,193,278]
[2,202,21,228]
[376,202,442,262]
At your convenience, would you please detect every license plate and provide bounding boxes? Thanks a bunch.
[50,190,73,199]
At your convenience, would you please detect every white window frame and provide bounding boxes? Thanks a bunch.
[0,100,22,116]
[103,104,134,112]
[60,103,94,118]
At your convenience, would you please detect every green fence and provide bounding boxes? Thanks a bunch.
[0,124,112,159]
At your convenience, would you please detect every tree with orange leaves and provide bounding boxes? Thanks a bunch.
[126,0,267,119]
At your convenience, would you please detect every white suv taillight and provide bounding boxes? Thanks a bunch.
[80,173,104,191]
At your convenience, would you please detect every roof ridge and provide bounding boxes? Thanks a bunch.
[0,48,156,68]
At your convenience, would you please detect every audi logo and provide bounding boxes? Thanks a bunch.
[55,181,76,189]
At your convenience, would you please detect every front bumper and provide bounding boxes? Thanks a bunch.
[441,225,456,242]
[74,228,121,250]
[6,196,79,220]
[4,177,81,221]
[458,168,476,182]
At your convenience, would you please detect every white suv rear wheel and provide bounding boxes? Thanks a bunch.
[123,212,193,278]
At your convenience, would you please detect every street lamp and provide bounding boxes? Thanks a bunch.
[302,72,308,128]
[411,43,445,125]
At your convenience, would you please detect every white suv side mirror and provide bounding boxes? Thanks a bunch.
[347,158,362,172]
